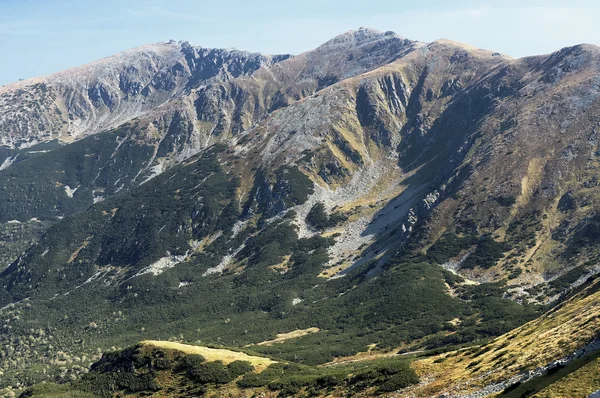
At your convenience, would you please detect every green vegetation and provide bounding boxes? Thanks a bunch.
[275,166,315,208]
[506,210,543,251]
[426,232,509,269]
[19,383,93,398]
[0,198,539,387]
[0,129,154,222]
[243,165,314,217]
[461,235,510,269]
[0,147,539,392]
[495,195,517,207]
[227,360,255,377]
[22,345,420,397]
[547,265,590,295]
[559,215,600,260]
[238,357,418,396]
[358,362,419,393]
[69,345,256,397]
[178,353,206,370]
[0,220,51,271]
[426,233,477,264]
[305,202,346,230]
[187,361,235,384]
[71,344,254,397]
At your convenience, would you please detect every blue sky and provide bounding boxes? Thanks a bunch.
[1,0,600,86]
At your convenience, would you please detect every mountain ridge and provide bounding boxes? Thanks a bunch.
[0,40,289,149]
[1,28,600,397]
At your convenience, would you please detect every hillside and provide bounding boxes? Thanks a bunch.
[18,277,600,397]
[408,275,600,396]
[1,28,600,396]
[19,340,423,397]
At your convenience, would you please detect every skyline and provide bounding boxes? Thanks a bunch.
[2,0,600,86]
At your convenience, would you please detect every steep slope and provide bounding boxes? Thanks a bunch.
[246,38,511,272]
[0,41,289,272]
[0,28,422,269]
[408,43,600,302]
[1,29,600,396]
[0,41,284,149]
[0,27,420,167]
[409,275,600,397]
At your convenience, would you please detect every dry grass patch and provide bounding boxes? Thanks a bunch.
[255,328,320,346]
[140,340,276,371]
[268,254,291,274]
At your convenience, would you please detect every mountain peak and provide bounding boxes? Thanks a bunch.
[318,27,406,49]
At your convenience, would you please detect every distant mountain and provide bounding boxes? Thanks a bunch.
[1,28,600,397]
[0,41,287,148]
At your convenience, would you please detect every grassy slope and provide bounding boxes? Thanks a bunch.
[498,350,600,397]
[408,277,600,396]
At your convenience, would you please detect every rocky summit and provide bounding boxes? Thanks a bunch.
[1,27,600,397]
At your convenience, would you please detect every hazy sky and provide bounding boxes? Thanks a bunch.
[2,0,600,85]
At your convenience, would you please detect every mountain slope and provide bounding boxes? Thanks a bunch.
[0,41,285,149]
[410,275,600,397]
[18,276,600,397]
[412,43,600,301]
[1,29,600,396]
[0,28,423,269]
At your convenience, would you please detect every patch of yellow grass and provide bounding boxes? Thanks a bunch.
[269,254,291,274]
[325,140,356,173]
[67,237,92,263]
[409,278,600,396]
[336,175,408,214]
[318,264,348,278]
[255,328,320,346]
[100,207,119,218]
[140,340,275,371]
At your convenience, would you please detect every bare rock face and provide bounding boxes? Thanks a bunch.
[0,28,422,151]
[0,41,283,149]
[1,27,600,302]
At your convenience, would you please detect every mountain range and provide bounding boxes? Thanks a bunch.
[1,27,600,397]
